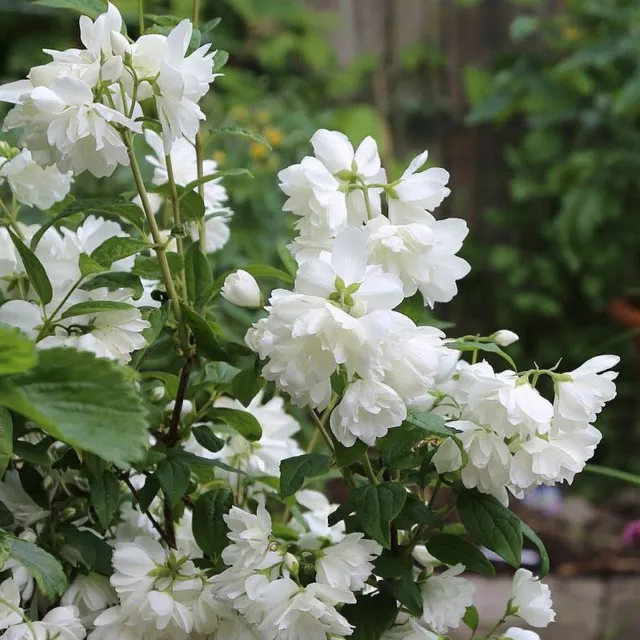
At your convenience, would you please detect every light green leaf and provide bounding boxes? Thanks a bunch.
[333,438,368,468]
[208,407,262,442]
[0,325,36,375]
[351,482,407,549]
[426,533,496,576]
[192,489,234,557]
[185,243,214,308]
[181,168,253,196]
[403,410,452,437]
[132,252,184,279]
[463,605,480,633]
[212,126,272,150]
[280,454,331,498]
[457,491,522,568]
[90,237,150,268]
[82,272,143,300]
[78,253,105,277]
[8,229,52,305]
[0,408,13,478]
[156,458,190,505]
[91,471,121,530]
[60,300,135,319]
[212,49,229,72]
[3,534,67,599]
[0,348,148,467]
[33,0,107,18]
[203,361,240,386]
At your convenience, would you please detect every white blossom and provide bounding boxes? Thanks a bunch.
[493,329,519,347]
[61,574,117,621]
[0,471,49,527]
[221,270,263,308]
[510,569,555,628]
[503,629,541,640]
[3,606,86,640]
[222,502,274,570]
[0,579,23,630]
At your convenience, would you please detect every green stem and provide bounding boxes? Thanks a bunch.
[483,616,507,639]
[35,276,83,341]
[137,0,144,34]
[0,594,37,639]
[124,134,189,352]
[195,132,207,254]
[584,464,640,487]
[360,185,374,221]
[192,0,200,25]
[362,452,378,485]
[164,153,187,295]
[309,408,335,454]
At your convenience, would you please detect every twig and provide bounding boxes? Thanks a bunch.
[168,355,193,447]
[121,473,170,545]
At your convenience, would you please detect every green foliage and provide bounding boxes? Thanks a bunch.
[426,533,496,576]
[192,489,233,557]
[279,454,331,497]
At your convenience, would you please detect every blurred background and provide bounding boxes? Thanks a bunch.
[2,0,640,636]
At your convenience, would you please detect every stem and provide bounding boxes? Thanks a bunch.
[427,477,442,510]
[163,494,176,549]
[164,153,187,294]
[483,616,507,639]
[195,132,207,254]
[309,409,335,453]
[306,428,321,453]
[137,0,144,34]
[362,452,378,485]
[360,185,375,221]
[584,464,640,487]
[35,276,83,341]
[124,134,189,352]
[168,355,193,447]
[192,0,200,25]
[121,473,170,545]
[0,197,24,239]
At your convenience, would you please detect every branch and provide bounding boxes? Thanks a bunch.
[120,473,171,546]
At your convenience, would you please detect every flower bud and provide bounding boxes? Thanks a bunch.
[284,552,299,576]
[492,329,519,347]
[221,270,263,308]
[110,31,131,58]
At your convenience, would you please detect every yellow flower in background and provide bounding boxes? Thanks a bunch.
[264,125,284,148]
[250,142,269,160]
[229,105,250,123]
[212,150,227,165]
[562,26,581,41]
[256,109,271,126]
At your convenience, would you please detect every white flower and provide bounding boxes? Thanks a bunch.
[493,329,519,347]
[0,470,50,527]
[293,490,345,544]
[316,532,381,591]
[382,617,441,640]
[365,215,470,307]
[387,150,450,225]
[61,574,116,620]
[4,606,86,640]
[295,227,405,316]
[0,579,23,630]
[0,149,72,209]
[510,569,555,628]
[221,270,263,308]
[503,628,541,640]
[433,437,463,474]
[555,355,620,422]
[419,564,475,633]
[89,606,147,640]
[2,530,36,601]
[222,502,274,570]
[330,379,407,447]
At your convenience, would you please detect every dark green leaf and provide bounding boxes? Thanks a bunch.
[91,471,121,530]
[132,252,184,279]
[144,13,182,26]
[351,482,407,548]
[342,591,397,640]
[33,0,107,19]
[141,371,179,399]
[157,458,191,505]
[373,553,414,580]
[192,489,234,557]
[0,325,36,377]
[185,243,214,308]
[208,407,262,441]
[463,605,479,633]
[404,410,453,437]
[8,229,52,305]
[203,361,240,386]
[0,348,149,467]
[137,474,160,512]
[142,304,169,346]
[394,292,424,323]
[59,524,112,575]
[181,305,228,362]
[395,493,444,530]
[457,491,522,568]
[379,426,424,469]
[4,534,67,599]
[180,189,206,221]
[82,272,143,300]
[212,49,229,72]
[333,438,368,468]
[0,500,13,527]
[231,366,263,406]
[280,454,331,498]
[60,300,135,319]
[90,237,150,268]
[212,263,293,296]
[12,438,52,466]
[170,448,243,474]
[192,425,225,453]
[521,520,550,577]
[426,533,496,576]
[380,577,423,617]
[200,17,221,33]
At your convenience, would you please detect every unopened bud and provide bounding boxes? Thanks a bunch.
[110,31,131,58]
[492,329,519,347]
[221,270,263,309]
[284,552,299,576]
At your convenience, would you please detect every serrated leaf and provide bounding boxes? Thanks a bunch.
[185,243,214,308]
[351,482,407,549]
[4,534,67,599]
[192,425,225,453]
[208,407,262,441]
[60,300,135,319]
[33,0,107,18]
[457,491,522,568]
[426,533,496,576]
[280,454,331,498]
[192,489,233,557]
[157,458,191,506]
[203,361,240,386]
[0,348,148,467]
[8,229,52,305]
[521,520,550,577]
[213,126,272,150]
[90,237,150,268]
[0,325,36,375]
[181,305,229,362]
[81,272,143,300]
[404,410,452,437]
[91,470,121,530]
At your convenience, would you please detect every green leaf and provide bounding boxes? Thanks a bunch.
[509,15,540,41]
[212,49,229,72]
[280,454,331,498]
[351,482,407,549]
[395,493,444,530]
[180,168,253,198]
[203,361,240,386]
[157,458,191,505]
[170,448,243,474]
[82,272,143,300]
[521,520,550,577]
[0,325,36,376]
[78,253,105,277]
[132,252,184,279]
[0,348,148,467]
[191,425,225,453]
[137,474,160,512]
[142,304,169,346]
[7,229,52,305]
[213,126,272,150]
[463,605,479,633]
[426,533,496,576]
[0,500,14,527]
[373,553,414,580]
[185,243,214,308]
[395,292,424,323]
[446,339,517,370]
[180,189,206,221]
[60,300,135,320]
[380,577,423,617]
[3,534,67,599]
[212,263,293,296]
[403,410,453,437]
[30,198,145,251]
[181,305,228,362]
[379,426,424,470]
[59,524,112,575]
[33,0,107,18]
[231,366,263,406]
[144,13,182,26]
[192,489,234,557]
[342,591,397,640]
[333,438,368,468]
[200,17,221,33]
[457,491,522,568]
[91,470,121,530]
[91,237,150,268]
[208,407,262,442]
[141,371,179,400]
